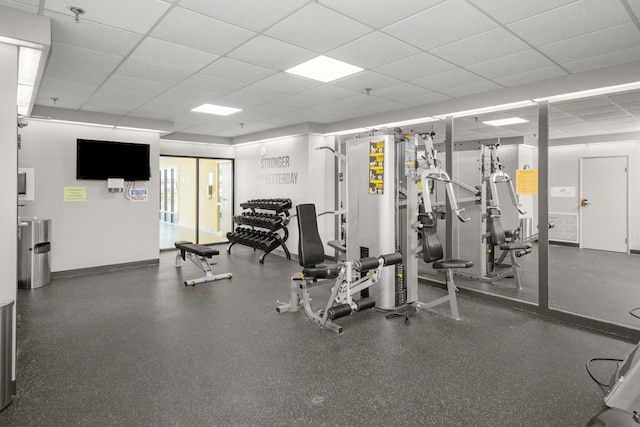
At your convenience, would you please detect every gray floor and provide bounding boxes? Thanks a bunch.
[420,243,640,328]
[1,246,637,426]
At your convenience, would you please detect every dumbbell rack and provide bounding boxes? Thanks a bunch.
[226,198,292,264]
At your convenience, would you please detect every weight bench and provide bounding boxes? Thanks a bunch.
[174,241,232,286]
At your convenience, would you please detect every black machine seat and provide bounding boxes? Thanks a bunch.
[301,265,341,279]
[174,241,220,258]
[433,259,473,270]
[486,209,533,252]
[297,204,340,279]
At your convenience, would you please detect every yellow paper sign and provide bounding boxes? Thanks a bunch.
[64,187,87,202]
[516,169,538,195]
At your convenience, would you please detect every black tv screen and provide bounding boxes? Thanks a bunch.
[76,139,151,181]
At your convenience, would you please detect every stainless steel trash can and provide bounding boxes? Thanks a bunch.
[18,219,52,290]
[0,300,13,411]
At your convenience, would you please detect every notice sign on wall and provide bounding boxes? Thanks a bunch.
[64,187,87,202]
[129,188,148,202]
[516,169,538,195]
[369,140,385,194]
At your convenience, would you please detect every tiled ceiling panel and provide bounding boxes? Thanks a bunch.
[320,0,444,29]
[264,3,371,53]
[199,58,277,85]
[430,28,529,67]
[327,31,420,69]
[507,0,630,47]
[44,0,171,33]
[468,0,579,24]
[45,10,142,56]
[383,0,498,50]
[226,36,316,71]
[127,37,219,72]
[178,0,308,32]
[3,0,637,141]
[150,7,256,55]
[539,23,640,65]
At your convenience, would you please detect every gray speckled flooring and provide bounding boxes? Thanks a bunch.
[0,246,636,426]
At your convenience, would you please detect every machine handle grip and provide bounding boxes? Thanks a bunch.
[381,252,403,266]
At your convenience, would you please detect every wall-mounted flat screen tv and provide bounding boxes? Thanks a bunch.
[76,139,151,181]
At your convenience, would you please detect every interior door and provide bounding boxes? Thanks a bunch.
[580,156,628,252]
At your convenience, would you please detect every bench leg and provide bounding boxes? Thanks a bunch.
[181,252,232,286]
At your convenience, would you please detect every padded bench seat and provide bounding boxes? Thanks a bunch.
[174,241,220,258]
[433,259,473,270]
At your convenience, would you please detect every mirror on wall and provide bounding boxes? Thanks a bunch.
[548,89,640,329]
[417,105,540,306]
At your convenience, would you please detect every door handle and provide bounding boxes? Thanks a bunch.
[580,198,591,207]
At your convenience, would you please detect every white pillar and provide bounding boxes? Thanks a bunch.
[0,42,18,384]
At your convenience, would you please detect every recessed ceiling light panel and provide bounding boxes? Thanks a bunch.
[192,104,242,116]
[483,117,529,126]
[285,56,363,83]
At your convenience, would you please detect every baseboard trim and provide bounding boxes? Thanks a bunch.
[631,249,640,255]
[550,240,579,248]
[52,259,159,279]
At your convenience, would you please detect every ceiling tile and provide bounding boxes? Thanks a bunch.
[177,74,246,97]
[252,72,321,94]
[431,28,529,67]
[160,86,223,107]
[168,111,211,131]
[507,0,631,47]
[413,68,486,92]
[328,31,420,69]
[227,36,316,71]
[374,53,457,81]
[364,100,412,114]
[128,37,219,72]
[36,77,97,105]
[44,61,112,86]
[81,104,135,116]
[371,83,442,103]
[44,0,171,33]
[320,0,444,28]
[468,0,579,24]
[441,80,502,98]
[539,23,640,64]
[200,58,277,85]
[467,49,557,80]
[330,71,401,92]
[383,0,498,50]
[101,75,170,98]
[227,85,288,103]
[178,0,308,32]
[48,42,123,71]
[116,58,193,85]
[46,10,142,57]
[402,91,451,107]
[151,7,256,55]
[336,94,394,110]
[265,3,372,53]
[84,87,151,113]
[562,46,640,73]
[297,85,361,102]
[494,66,567,87]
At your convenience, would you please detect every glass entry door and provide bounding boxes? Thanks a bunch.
[159,156,233,250]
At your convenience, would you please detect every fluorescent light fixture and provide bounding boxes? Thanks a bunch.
[17,84,33,107]
[115,126,164,132]
[483,117,529,126]
[533,81,640,103]
[325,127,373,136]
[192,103,242,116]
[48,119,114,128]
[18,47,41,86]
[434,100,536,119]
[17,106,28,115]
[286,56,363,83]
[376,117,439,128]
[233,134,301,147]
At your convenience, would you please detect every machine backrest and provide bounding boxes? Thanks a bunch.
[296,204,325,268]
[486,208,506,245]
[419,210,443,263]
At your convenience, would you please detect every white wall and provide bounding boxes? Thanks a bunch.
[233,134,335,257]
[549,140,640,250]
[18,121,161,272]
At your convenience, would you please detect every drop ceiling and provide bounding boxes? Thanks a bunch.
[2,0,640,143]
